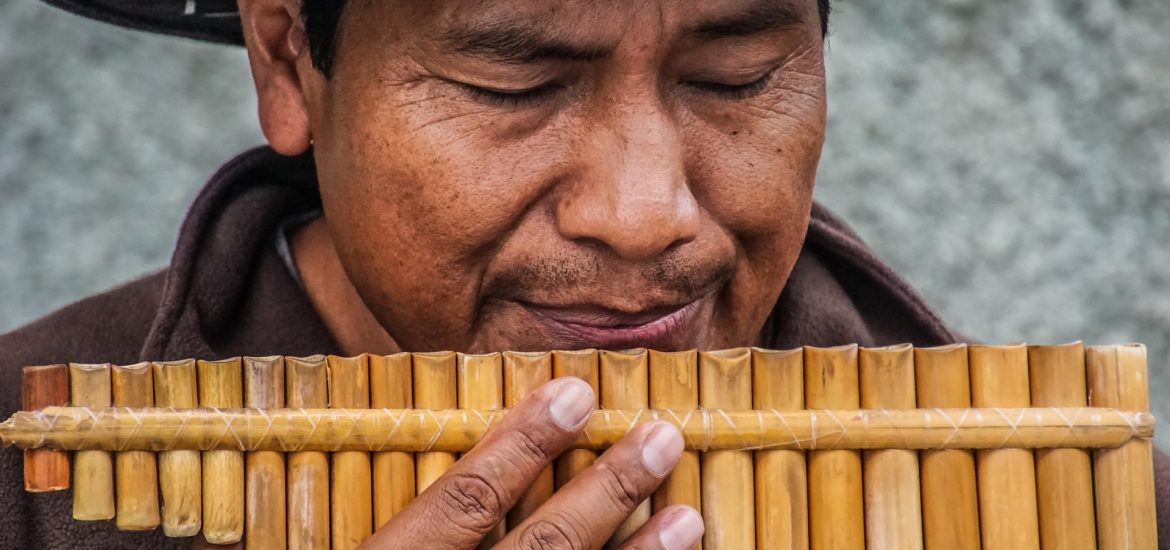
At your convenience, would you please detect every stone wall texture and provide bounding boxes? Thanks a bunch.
[2,1,1168,444]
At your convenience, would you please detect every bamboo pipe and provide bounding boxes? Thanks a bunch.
[458,352,506,547]
[22,364,69,492]
[243,356,287,550]
[1029,343,1096,550]
[198,358,245,544]
[600,349,651,547]
[285,356,330,550]
[913,344,979,550]
[699,348,755,550]
[1087,344,1158,549]
[111,362,161,530]
[69,363,114,521]
[329,355,373,550]
[649,350,701,522]
[552,349,600,488]
[751,347,806,550]
[413,351,457,493]
[152,359,202,537]
[503,351,553,528]
[805,345,864,550]
[970,344,1040,549]
[370,353,414,528]
[859,345,922,549]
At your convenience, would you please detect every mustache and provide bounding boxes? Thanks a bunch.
[482,253,734,304]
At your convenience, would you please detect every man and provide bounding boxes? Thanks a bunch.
[0,0,1165,549]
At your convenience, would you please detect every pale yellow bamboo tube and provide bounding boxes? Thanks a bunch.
[70,363,115,521]
[648,349,700,522]
[913,344,979,550]
[969,344,1039,549]
[552,349,599,487]
[805,345,864,550]
[1028,343,1096,550]
[370,353,414,528]
[1086,344,1157,550]
[699,348,755,550]
[751,347,806,550]
[243,356,287,550]
[329,355,373,550]
[458,352,506,547]
[600,349,651,547]
[6,405,1150,453]
[503,351,553,528]
[111,362,161,530]
[285,356,330,550]
[198,358,245,544]
[414,351,457,492]
[859,345,921,549]
[152,360,201,537]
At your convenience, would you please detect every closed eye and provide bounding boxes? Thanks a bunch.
[457,82,565,108]
[684,67,778,100]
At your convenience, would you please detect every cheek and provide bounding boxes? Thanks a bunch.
[310,84,570,347]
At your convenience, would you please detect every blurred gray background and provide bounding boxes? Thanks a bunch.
[1,2,1167,444]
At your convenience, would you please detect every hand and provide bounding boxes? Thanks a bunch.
[361,376,703,550]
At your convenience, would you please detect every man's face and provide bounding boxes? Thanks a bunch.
[305,0,826,353]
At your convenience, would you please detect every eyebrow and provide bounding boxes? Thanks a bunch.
[445,23,610,65]
[689,0,808,39]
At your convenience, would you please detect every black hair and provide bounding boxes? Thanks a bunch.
[302,0,831,76]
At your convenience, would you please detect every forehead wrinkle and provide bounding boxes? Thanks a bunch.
[441,12,612,64]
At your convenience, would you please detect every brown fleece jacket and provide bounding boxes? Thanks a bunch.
[0,147,1164,549]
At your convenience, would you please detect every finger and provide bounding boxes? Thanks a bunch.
[498,420,685,550]
[361,376,595,550]
[618,505,704,550]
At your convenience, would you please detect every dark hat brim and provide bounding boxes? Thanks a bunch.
[43,0,244,46]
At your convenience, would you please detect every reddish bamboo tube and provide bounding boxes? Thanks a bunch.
[70,363,115,521]
[859,345,921,549]
[22,364,69,492]
[198,358,244,544]
[152,359,202,537]
[552,349,600,487]
[111,362,161,530]
[370,353,414,528]
[329,355,373,550]
[1086,344,1157,550]
[1029,343,1096,550]
[503,351,553,528]
[751,347,806,550]
[458,352,506,547]
[805,345,864,550]
[914,344,979,550]
[600,349,650,547]
[413,351,457,493]
[649,349,701,522]
[970,344,1039,549]
[699,348,755,550]
[244,356,287,550]
[286,355,330,550]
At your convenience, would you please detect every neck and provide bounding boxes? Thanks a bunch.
[289,217,399,356]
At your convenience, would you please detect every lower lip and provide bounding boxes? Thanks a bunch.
[522,300,703,350]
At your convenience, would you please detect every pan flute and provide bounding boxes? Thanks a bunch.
[3,343,1158,549]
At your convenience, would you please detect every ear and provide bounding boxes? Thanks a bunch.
[239,0,315,156]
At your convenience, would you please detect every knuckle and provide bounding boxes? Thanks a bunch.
[505,429,552,465]
[514,514,587,550]
[596,461,644,511]
[436,471,505,532]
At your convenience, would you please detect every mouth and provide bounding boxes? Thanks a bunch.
[519,298,707,350]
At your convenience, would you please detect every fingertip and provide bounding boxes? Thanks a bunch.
[547,376,596,430]
[640,421,685,477]
[657,505,704,550]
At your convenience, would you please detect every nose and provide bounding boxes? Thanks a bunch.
[556,100,701,262]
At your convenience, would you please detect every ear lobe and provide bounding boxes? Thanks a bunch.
[239,0,314,156]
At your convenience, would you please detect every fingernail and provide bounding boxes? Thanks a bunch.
[641,423,684,477]
[549,378,594,429]
[659,507,704,550]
